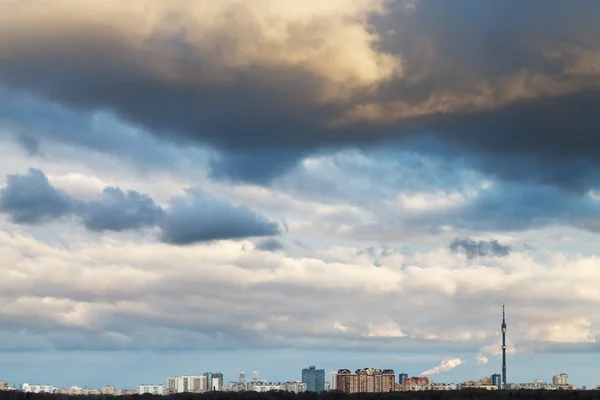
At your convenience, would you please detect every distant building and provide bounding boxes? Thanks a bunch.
[213,373,224,390]
[302,366,325,392]
[252,371,259,382]
[335,368,394,393]
[398,373,408,385]
[0,382,8,391]
[228,381,305,393]
[212,378,222,391]
[330,371,338,390]
[239,371,246,383]
[204,373,214,389]
[101,385,118,395]
[336,369,359,394]
[137,385,165,395]
[401,377,430,391]
[22,384,56,394]
[324,382,331,391]
[167,376,207,393]
[491,374,502,390]
[553,373,569,387]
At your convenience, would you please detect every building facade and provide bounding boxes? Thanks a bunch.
[335,368,394,393]
[228,381,306,393]
[330,371,338,390]
[137,385,165,395]
[553,373,569,387]
[398,373,408,385]
[22,384,56,394]
[167,376,207,393]
[302,366,325,392]
[491,374,502,390]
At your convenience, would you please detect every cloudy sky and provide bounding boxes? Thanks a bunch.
[1,0,600,389]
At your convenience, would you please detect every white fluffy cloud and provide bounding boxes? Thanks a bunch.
[1,224,600,354]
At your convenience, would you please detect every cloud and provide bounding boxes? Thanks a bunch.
[476,353,488,365]
[80,187,166,232]
[255,238,285,252]
[0,169,278,244]
[1,1,600,186]
[420,357,463,376]
[159,189,280,245]
[1,228,600,355]
[449,237,511,259]
[0,168,74,224]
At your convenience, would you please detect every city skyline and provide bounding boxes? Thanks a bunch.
[1,0,600,391]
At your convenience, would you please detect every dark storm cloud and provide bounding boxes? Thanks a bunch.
[80,187,166,232]
[449,237,511,259]
[159,189,280,245]
[1,1,600,187]
[0,168,74,224]
[0,170,279,243]
[255,238,284,252]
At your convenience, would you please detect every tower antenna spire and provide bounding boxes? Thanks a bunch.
[501,293,507,389]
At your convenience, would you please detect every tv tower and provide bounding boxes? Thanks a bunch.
[501,293,507,388]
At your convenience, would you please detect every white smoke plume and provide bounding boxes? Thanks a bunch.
[421,357,463,376]
[477,353,489,365]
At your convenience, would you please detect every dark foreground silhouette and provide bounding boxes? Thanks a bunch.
[1,390,598,400]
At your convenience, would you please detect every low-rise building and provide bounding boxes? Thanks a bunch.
[101,385,119,395]
[22,384,56,394]
[138,384,166,395]
[0,382,8,391]
[227,381,305,393]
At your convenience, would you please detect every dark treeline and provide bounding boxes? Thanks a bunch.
[1,391,600,400]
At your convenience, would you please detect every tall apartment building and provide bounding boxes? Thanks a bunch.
[239,371,246,383]
[336,370,359,394]
[302,366,325,392]
[553,373,568,387]
[335,368,394,393]
[330,371,338,390]
[166,376,207,393]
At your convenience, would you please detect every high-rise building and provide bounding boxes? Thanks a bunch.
[204,373,213,389]
[330,371,338,390]
[213,373,224,390]
[239,371,246,383]
[491,374,502,390]
[336,370,359,394]
[167,376,206,393]
[398,373,408,385]
[553,373,568,387]
[252,371,259,382]
[302,366,325,392]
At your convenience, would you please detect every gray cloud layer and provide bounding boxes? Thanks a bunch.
[449,238,511,259]
[1,1,600,187]
[0,169,279,243]
[0,168,73,224]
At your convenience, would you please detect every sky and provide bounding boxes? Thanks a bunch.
[1,0,600,390]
